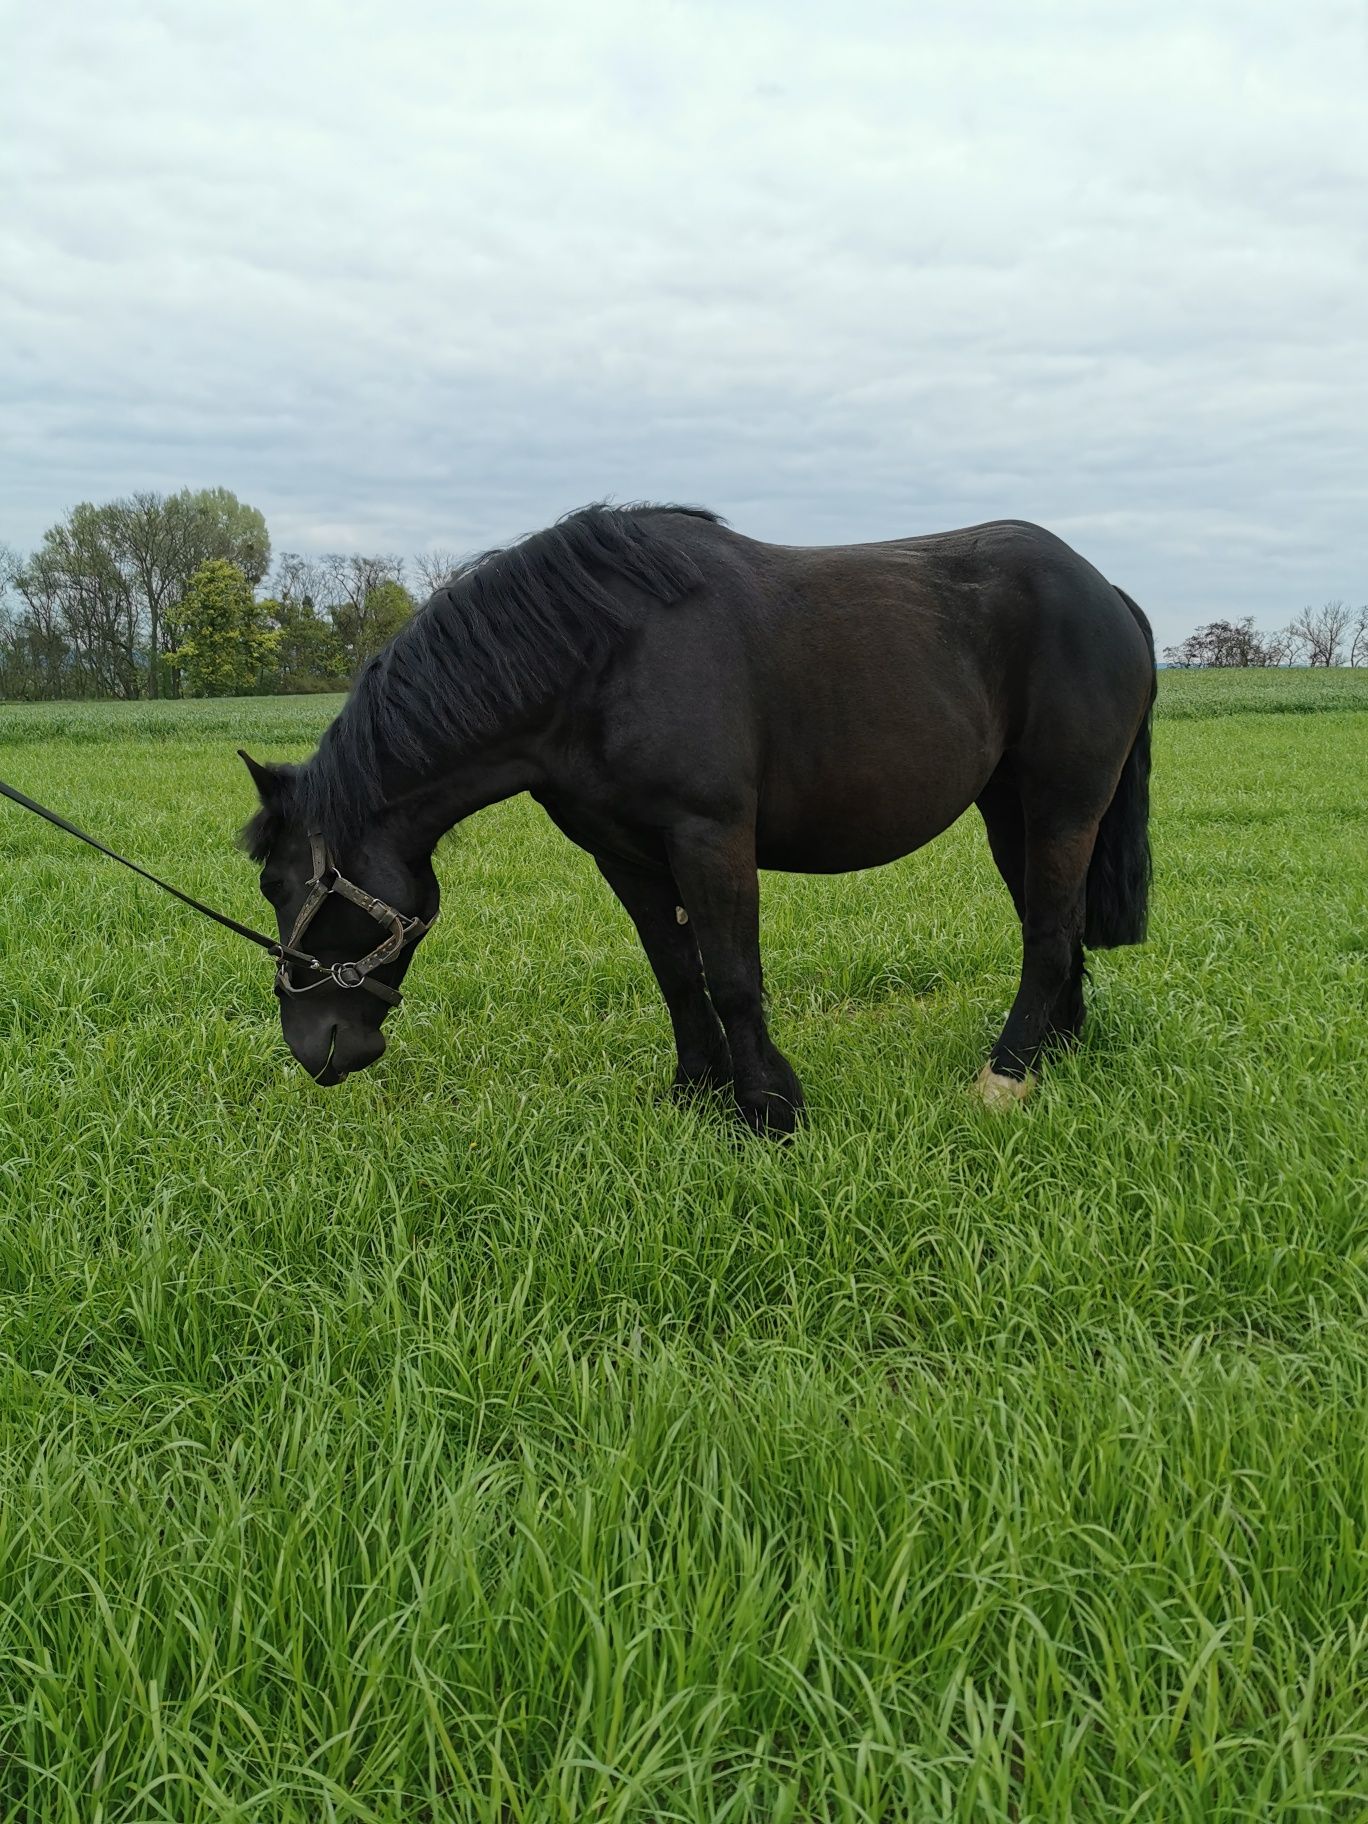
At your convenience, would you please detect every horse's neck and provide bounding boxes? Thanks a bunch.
[378,741,538,855]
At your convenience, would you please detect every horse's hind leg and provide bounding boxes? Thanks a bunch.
[977,773,1086,1051]
[977,803,1097,1107]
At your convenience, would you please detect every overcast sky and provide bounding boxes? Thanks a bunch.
[3,0,1365,646]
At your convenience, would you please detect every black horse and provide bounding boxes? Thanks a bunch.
[241,504,1154,1134]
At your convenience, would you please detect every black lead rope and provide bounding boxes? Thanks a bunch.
[0,774,317,969]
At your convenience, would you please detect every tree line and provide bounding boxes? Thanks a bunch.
[1162,603,1367,669]
[4,488,1365,697]
[0,488,465,700]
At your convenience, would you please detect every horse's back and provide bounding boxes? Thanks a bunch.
[771,516,1145,724]
[605,514,1153,873]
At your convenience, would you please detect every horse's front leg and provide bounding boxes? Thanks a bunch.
[665,818,804,1137]
[593,852,733,1098]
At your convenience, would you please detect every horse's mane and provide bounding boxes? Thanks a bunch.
[285,502,720,846]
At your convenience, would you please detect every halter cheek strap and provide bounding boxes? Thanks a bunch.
[275,833,436,1007]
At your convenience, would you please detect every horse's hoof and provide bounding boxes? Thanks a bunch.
[670,1066,732,1102]
[975,1063,1034,1109]
[735,1089,803,1139]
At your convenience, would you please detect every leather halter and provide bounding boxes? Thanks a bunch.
[275,833,436,1008]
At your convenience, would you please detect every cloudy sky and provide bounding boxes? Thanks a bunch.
[3,0,1365,646]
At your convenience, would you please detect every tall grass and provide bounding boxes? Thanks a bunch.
[1155,664,1368,718]
[1,670,1365,1820]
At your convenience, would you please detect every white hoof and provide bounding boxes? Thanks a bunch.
[975,1064,1034,1109]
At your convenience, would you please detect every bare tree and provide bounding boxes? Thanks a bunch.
[273,553,333,611]
[1350,606,1368,668]
[316,554,411,673]
[1162,634,1201,668]
[412,549,465,597]
[1260,627,1296,667]
[1161,617,1283,668]
[1286,599,1353,667]
[264,553,347,690]
[1210,618,1271,666]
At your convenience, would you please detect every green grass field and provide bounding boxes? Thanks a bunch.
[2,669,1366,1821]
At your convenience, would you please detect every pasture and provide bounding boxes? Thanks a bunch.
[1,669,1366,1821]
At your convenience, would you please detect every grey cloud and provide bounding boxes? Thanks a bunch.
[2,0,1365,648]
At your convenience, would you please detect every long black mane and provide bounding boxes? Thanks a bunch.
[292,502,719,844]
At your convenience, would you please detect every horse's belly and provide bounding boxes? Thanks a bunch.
[749,641,1001,873]
[755,767,986,874]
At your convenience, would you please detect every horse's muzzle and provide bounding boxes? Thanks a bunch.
[289,1020,387,1086]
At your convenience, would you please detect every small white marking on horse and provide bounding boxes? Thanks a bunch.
[675,905,689,924]
[975,1063,1034,1109]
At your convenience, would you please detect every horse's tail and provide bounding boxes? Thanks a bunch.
[1085,586,1156,948]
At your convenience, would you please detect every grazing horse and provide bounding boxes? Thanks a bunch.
[241,504,1154,1134]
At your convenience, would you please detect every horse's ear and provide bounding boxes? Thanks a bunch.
[238,749,286,803]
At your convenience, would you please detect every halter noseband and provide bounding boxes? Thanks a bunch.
[276,832,436,1008]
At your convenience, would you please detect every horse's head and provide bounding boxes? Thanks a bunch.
[238,751,440,1085]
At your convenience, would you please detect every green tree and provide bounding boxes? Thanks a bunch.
[180,487,271,586]
[7,488,273,699]
[0,543,73,699]
[361,578,415,655]
[328,569,415,672]
[106,491,187,699]
[168,560,278,697]
[21,504,142,698]
[156,489,272,693]
[263,594,344,692]
[104,488,268,696]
